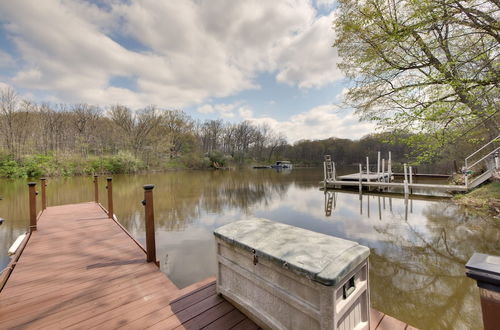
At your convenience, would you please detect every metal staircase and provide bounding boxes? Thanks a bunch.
[464,135,499,189]
[324,155,336,182]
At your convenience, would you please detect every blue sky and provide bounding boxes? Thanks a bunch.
[0,0,375,142]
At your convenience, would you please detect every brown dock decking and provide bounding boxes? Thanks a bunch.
[0,202,416,329]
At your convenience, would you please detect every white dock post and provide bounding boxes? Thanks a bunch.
[367,195,370,218]
[323,161,327,189]
[409,166,413,194]
[382,159,386,182]
[404,197,409,221]
[404,164,409,197]
[366,157,370,182]
[359,163,362,198]
[378,196,382,220]
[388,151,392,182]
[377,151,381,181]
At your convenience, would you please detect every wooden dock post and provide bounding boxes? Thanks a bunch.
[142,184,157,264]
[28,182,37,231]
[106,177,113,219]
[93,175,99,203]
[40,178,47,210]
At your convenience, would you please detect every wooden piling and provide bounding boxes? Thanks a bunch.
[40,178,47,210]
[94,175,99,203]
[143,184,157,264]
[28,182,37,231]
[106,177,113,219]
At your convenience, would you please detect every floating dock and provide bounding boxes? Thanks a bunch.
[0,182,417,329]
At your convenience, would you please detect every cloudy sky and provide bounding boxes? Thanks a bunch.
[0,0,375,142]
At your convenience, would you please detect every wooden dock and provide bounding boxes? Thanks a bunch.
[0,198,416,328]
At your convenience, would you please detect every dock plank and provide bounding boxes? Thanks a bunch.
[0,203,178,329]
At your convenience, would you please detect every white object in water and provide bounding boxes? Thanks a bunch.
[8,233,27,256]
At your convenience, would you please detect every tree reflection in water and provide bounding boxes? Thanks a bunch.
[370,202,499,330]
[0,169,497,328]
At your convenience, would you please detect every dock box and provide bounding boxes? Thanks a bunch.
[214,218,370,330]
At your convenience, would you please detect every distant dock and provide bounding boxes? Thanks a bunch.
[322,137,498,196]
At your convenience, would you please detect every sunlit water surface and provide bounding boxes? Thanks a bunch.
[0,169,498,329]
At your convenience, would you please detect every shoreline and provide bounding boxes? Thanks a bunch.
[453,182,500,218]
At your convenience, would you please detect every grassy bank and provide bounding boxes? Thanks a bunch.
[454,182,500,218]
[0,152,215,178]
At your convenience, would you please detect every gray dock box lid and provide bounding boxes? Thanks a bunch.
[214,218,370,286]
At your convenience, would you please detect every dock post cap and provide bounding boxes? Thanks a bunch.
[107,177,112,181]
[40,178,46,181]
[28,182,36,186]
[143,184,155,190]
[94,174,98,177]
[466,252,500,292]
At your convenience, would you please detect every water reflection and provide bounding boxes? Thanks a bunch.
[0,169,496,329]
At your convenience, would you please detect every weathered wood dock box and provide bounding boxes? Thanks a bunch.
[214,218,371,330]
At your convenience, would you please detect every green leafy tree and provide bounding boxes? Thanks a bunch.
[334,0,499,161]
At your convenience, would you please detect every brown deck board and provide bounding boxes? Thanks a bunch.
[0,201,413,329]
[203,308,248,330]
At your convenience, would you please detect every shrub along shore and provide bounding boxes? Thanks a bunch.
[0,152,205,178]
[453,182,500,218]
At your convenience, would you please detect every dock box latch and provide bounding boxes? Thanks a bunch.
[343,276,356,299]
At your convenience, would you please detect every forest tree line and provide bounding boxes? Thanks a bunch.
[0,87,488,177]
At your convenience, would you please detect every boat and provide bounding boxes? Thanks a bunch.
[270,161,293,169]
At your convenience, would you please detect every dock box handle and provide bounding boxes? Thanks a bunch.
[342,276,356,299]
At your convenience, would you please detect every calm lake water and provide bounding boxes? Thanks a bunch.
[0,168,498,329]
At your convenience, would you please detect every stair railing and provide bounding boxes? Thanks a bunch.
[463,135,499,188]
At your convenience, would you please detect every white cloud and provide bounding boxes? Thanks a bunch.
[242,104,376,142]
[197,104,215,114]
[0,0,344,108]
[197,102,243,118]
[276,12,341,88]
